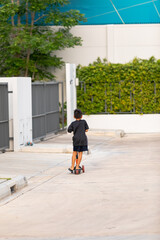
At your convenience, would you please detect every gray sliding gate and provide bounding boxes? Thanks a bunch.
[0,83,9,150]
[32,82,64,140]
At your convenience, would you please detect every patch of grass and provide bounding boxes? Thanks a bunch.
[0,178,11,181]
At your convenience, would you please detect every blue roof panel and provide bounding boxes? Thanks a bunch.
[120,2,160,24]
[64,0,160,24]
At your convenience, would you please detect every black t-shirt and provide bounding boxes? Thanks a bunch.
[68,119,89,146]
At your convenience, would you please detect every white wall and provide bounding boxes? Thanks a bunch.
[107,24,160,63]
[53,25,107,68]
[53,24,160,83]
[0,77,32,151]
[83,114,160,133]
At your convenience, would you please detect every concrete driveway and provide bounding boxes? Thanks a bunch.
[0,133,160,240]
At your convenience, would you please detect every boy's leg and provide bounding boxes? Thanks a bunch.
[76,152,83,169]
[76,153,78,166]
[71,151,77,170]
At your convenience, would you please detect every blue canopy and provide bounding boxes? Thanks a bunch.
[64,0,160,24]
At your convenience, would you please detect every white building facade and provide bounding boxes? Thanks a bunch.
[54,24,160,82]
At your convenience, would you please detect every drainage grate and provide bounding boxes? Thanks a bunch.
[10,185,16,194]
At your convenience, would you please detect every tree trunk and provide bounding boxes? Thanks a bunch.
[25,12,35,77]
[11,0,15,26]
[26,0,28,26]
[32,64,36,80]
[17,0,21,25]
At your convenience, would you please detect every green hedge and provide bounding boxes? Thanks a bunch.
[76,57,160,114]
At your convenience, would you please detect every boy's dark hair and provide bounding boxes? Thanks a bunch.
[74,109,82,119]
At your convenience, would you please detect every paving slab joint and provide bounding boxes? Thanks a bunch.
[0,176,28,200]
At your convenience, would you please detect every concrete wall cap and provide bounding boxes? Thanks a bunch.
[0,184,11,200]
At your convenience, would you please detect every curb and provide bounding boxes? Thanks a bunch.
[0,176,28,201]
[20,145,73,153]
[20,146,91,154]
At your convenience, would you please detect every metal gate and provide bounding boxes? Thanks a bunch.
[32,82,64,140]
[0,83,9,150]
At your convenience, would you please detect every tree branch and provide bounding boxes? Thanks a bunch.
[34,14,47,23]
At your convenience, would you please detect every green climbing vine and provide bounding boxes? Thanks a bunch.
[77,57,160,114]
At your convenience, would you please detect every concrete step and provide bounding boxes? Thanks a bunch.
[0,176,28,201]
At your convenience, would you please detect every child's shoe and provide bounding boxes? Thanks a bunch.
[68,168,73,173]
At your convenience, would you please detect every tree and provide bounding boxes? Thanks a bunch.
[0,0,86,80]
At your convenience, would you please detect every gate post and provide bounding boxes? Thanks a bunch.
[0,77,32,151]
[66,63,77,127]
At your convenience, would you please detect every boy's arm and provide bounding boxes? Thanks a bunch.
[68,122,73,133]
[84,120,89,131]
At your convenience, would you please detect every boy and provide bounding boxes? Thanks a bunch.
[68,109,89,173]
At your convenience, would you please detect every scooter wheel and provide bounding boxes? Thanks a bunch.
[82,165,85,173]
[76,169,79,174]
